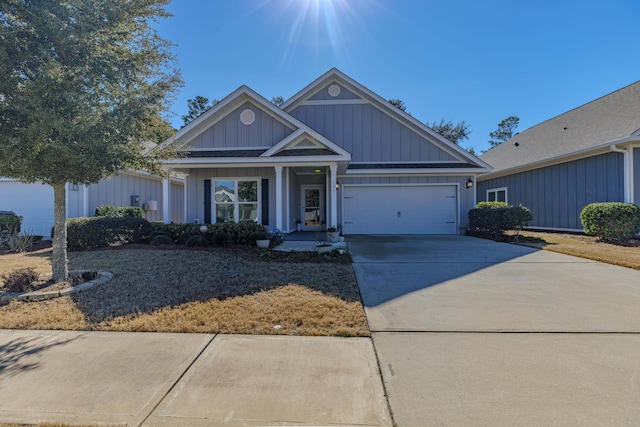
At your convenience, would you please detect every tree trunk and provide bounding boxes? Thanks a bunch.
[52,182,68,282]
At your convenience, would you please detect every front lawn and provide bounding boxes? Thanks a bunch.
[510,231,640,270]
[0,245,369,337]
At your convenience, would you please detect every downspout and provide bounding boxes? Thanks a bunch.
[610,143,631,203]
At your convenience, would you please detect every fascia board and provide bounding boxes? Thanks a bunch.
[346,168,491,175]
[478,136,640,181]
[161,155,350,166]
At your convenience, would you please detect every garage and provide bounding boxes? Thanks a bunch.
[0,180,54,237]
[342,185,458,234]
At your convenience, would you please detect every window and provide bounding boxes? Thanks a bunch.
[214,179,259,223]
[487,187,507,203]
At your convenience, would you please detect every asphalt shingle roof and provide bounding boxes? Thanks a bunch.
[480,81,640,174]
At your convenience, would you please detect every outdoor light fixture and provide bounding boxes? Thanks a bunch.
[336,181,340,191]
[465,178,473,189]
[315,169,321,173]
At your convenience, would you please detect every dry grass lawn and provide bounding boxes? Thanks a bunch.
[0,245,369,337]
[511,231,640,270]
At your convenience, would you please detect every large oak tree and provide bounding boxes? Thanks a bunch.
[0,0,183,281]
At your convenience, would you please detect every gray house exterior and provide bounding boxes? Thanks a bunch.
[478,81,640,231]
[159,69,491,234]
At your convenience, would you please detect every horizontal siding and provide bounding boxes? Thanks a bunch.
[289,104,457,163]
[190,102,294,149]
[477,152,624,230]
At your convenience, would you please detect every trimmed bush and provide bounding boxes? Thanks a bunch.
[210,231,233,246]
[67,216,153,250]
[1,268,39,293]
[185,234,209,247]
[95,205,145,218]
[151,234,174,245]
[150,223,200,240]
[476,201,509,209]
[149,230,171,240]
[177,231,197,244]
[468,202,533,241]
[149,222,269,244]
[580,202,640,244]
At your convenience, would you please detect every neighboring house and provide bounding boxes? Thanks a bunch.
[157,68,491,235]
[478,81,640,232]
[0,172,184,237]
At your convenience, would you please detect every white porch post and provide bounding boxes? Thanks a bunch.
[162,177,171,224]
[275,166,283,230]
[329,163,338,228]
[82,184,89,217]
[183,174,189,224]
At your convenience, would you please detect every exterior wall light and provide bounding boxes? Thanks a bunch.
[465,178,473,189]
[336,181,340,191]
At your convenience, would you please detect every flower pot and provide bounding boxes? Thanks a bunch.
[256,239,270,248]
[338,235,345,242]
[297,223,302,232]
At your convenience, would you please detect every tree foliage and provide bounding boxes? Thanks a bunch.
[489,116,520,147]
[182,95,218,126]
[430,119,470,145]
[0,0,183,280]
[388,98,410,115]
[270,96,285,107]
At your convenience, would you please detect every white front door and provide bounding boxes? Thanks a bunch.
[301,185,324,231]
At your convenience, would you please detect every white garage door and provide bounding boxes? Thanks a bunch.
[0,181,54,237]
[342,185,458,234]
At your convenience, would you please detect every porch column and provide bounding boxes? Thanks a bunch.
[275,166,283,230]
[329,163,338,228]
[183,174,189,223]
[162,177,170,224]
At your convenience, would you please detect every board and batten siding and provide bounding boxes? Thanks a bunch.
[477,152,624,230]
[634,147,640,205]
[188,102,294,149]
[308,83,361,101]
[337,175,474,229]
[185,167,276,227]
[89,174,184,223]
[289,103,457,163]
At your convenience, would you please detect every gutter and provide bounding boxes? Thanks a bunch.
[610,143,632,203]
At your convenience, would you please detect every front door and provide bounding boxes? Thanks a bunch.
[301,185,324,231]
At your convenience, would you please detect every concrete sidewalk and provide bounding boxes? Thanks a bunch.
[0,330,391,426]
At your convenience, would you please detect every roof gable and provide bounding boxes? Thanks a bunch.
[480,80,640,175]
[282,68,490,169]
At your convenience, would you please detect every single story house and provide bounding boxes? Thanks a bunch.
[157,68,491,235]
[478,81,640,232]
[0,172,184,237]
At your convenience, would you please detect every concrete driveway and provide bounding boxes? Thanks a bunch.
[349,235,640,426]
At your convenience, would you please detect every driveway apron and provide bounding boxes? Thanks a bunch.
[349,235,640,426]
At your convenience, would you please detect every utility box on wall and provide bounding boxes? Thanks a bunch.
[130,195,140,207]
[144,200,158,211]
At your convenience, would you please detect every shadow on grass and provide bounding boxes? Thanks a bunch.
[68,245,360,324]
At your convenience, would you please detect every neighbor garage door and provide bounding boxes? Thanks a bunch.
[342,185,457,234]
[0,180,54,237]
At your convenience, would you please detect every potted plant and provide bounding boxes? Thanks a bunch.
[326,226,339,243]
[271,229,283,245]
[337,224,345,242]
[249,232,271,248]
[296,219,302,232]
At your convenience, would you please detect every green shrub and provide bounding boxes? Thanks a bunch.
[247,232,271,245]
[177,231,197,244]
[150,234,174,246]
[149,230,171,240]
[1,268,39,293]
[95,205,145,218]
[476,201,509,209]
[210,231,233,246]
[211,222,268,244]
[185,234,209,247]
[150,223,201,240]
[0,211,21,234]
[468,203,534,241]
[580,202,640,244]
[67,216,153,250]
[5,231,35,253]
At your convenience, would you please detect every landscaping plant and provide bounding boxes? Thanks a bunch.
[580,202,640,244]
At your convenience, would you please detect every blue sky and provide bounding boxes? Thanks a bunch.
[155,0,640,154]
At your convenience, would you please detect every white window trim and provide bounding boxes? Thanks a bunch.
[212,177,261,224]
[486,187,508,203]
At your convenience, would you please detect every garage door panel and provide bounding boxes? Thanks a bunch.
[343,185,457,235]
